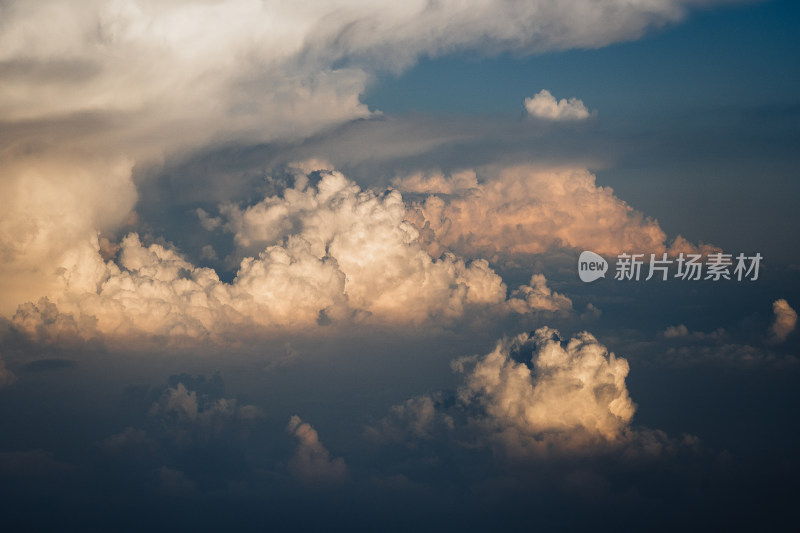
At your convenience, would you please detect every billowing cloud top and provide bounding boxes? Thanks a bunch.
[366,327,680,460]
[403,165,668,256]
[11,169,571,344]
[454,328,635,453]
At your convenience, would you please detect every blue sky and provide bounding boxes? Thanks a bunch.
[364,0,800,261]
[366,0,800,115]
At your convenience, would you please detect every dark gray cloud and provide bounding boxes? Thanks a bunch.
[20,358,76,373]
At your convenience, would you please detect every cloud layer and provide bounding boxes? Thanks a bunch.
[11,169,571,344]
[0,0,738,317]
[0,0,712,132]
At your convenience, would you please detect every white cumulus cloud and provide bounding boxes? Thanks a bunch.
[507,274,573,314]
[524,90,591,121]
[369,327,688,459]
[453,328,635,456]
[12,169,565,345]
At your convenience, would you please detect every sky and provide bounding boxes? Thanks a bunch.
[0,0,799,531]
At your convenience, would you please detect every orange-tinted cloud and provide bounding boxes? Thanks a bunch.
[11,170,568,345]
[368,327,686,459]
[403,165,669,257]
[768,299,797,344]
[287,416,348,485]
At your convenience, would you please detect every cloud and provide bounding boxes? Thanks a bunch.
[0,0,739,319]
[102,426,158,458]
[366,327,687,461]
[392,169,479,194]
[663,325,725,341]
[20,358,76,375]
[650,300,800,367]
[665,235,722,258]
[0,0,703,138]
[524,90,591,121]
[12,169,566,344]
[0,450,73,479]
[404,164,669,257]
[768,299,797,344]
[90,374,266,496]
[0,153,137,316]
[286,416,348,485]
[506,274,573,314]
[663,343,793,367]
[664,324,689,338]
[97,375,258,449]
[364,394,455,445]
[0,356,17,388]
[158,467,196,495]
[148,380,261,446]
[656,316,795,367]
[452,328,636,456]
